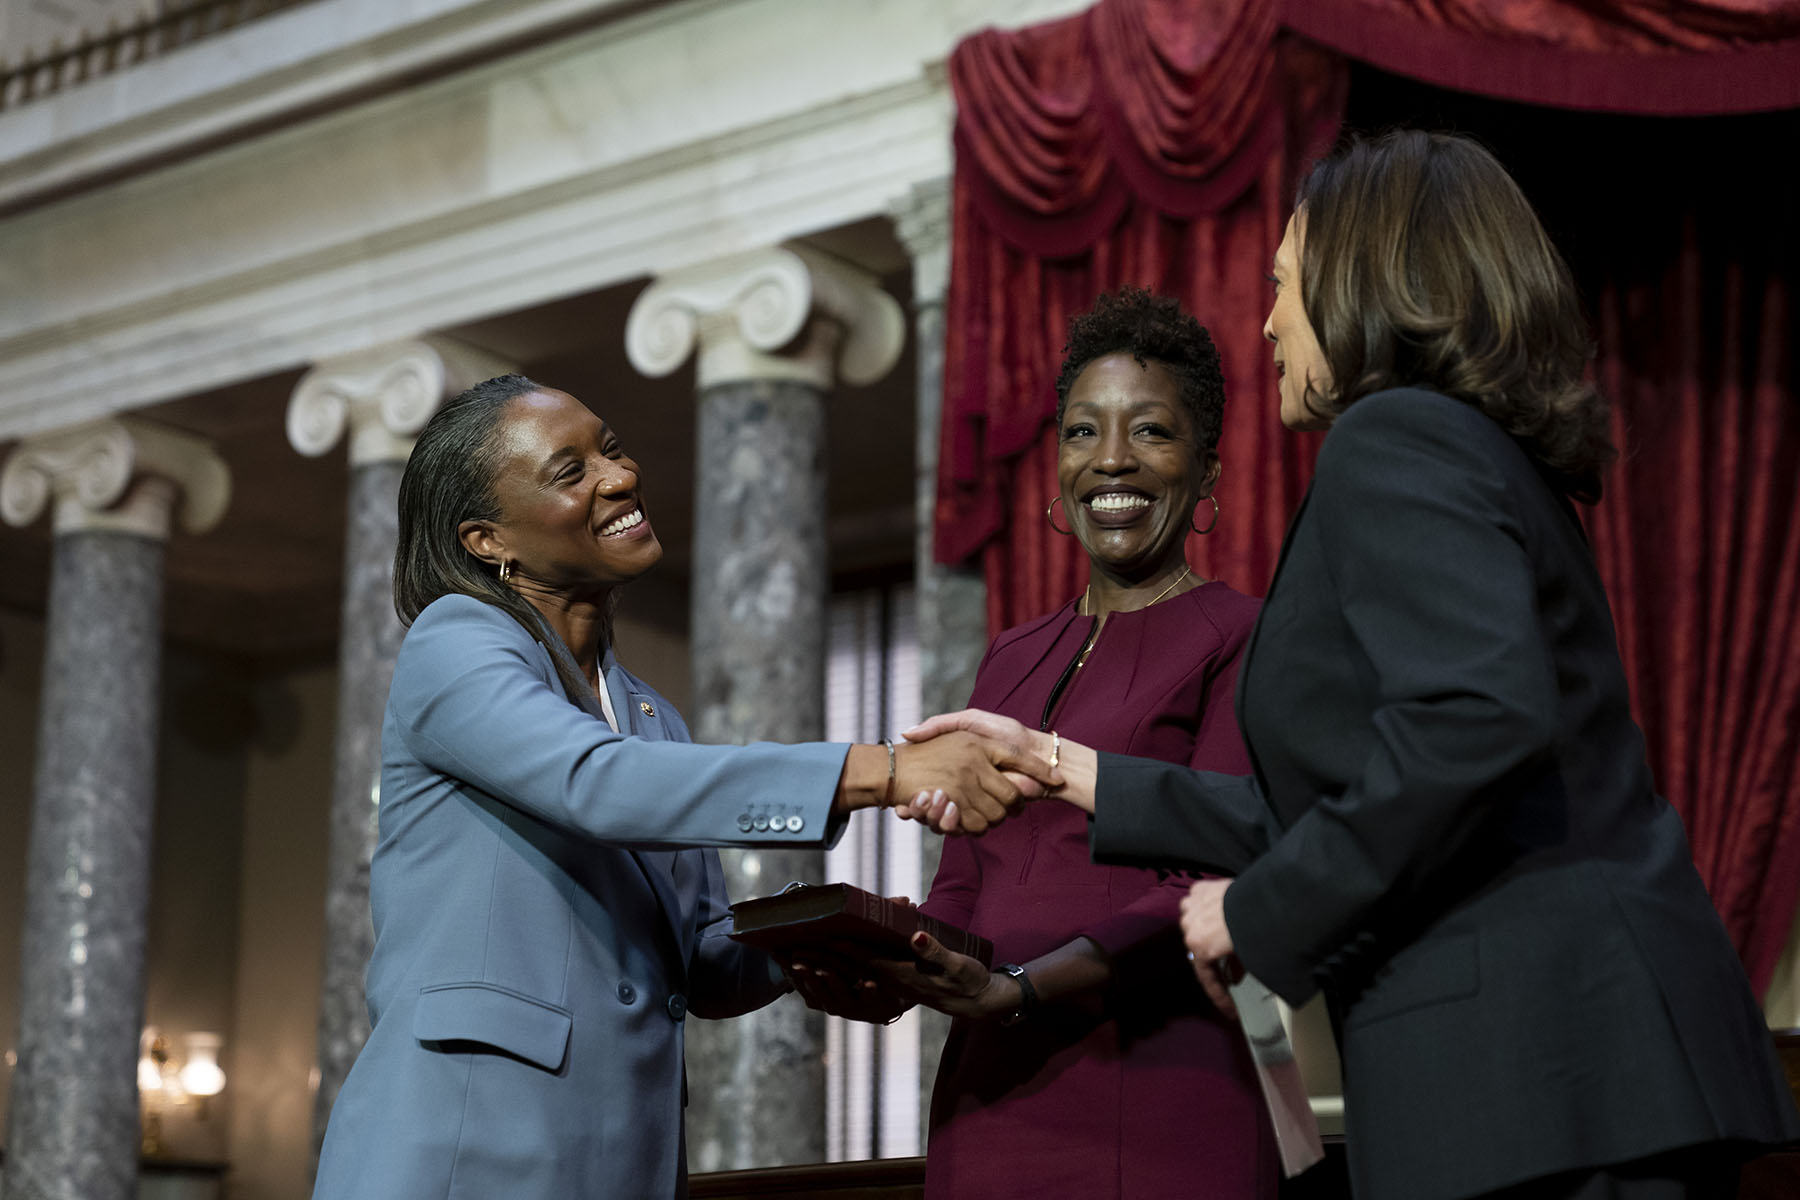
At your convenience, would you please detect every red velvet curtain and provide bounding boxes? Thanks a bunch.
[938,0,1800,990]
[1286,0,1800,113]
[1583,202,1800,997]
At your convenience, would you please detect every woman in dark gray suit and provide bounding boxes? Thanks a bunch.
[906,131,1799,1200]
[310,375,1045,1199]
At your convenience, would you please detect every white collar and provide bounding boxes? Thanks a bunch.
[595,662,621,733]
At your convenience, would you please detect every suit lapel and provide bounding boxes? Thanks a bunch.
[525,621,689,975]
[548,633,692,983]
[1240,483,1313,681]
[1237,481,1314,794]
[600,652,693,977]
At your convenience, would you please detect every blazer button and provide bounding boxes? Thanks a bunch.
[639,701,655,717]
[785,814,804,833]
[666,994,688,1022]
[737,813,753,832]
[617,981,636,1005]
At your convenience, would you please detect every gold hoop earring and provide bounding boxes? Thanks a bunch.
[498,559,514,583]
[1191,496,1220,535]
[1045,497,1074,536]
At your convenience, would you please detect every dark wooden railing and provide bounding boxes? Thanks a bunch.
[692,1156,925,1200]
[0,0,315,113]
[688,1142,1356,1200]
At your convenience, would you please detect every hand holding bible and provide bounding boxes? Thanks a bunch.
[780,950,914,1025]
[867,931,1017,1021]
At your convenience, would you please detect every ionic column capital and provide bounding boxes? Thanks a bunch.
[288,336,514,465]
[891,177,952,307]
[0,418,230,539]
[625,244,906,392]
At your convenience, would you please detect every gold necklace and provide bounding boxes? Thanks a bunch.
[1077,566,1193,669]
[1081,564,1193,618]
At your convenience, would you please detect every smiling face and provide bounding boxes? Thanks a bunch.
[1058,353,1217,582]
[459,389,662,594]
[1265,213,1332,432]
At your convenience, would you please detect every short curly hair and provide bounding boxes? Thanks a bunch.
[1053,287,1226,458]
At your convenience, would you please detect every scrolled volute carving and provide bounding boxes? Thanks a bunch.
[731,254,813,351]
[0,418,228,537]
[0,421,134,528]
[289,337,513,464]
[788,244,905,388]
[626,249,813,379]
[625,246,903,391]
[286,378,352,460]
[623,294,700,380]
[376,347,449,439]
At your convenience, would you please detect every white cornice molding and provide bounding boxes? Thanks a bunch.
[0,60,950,435]
[288,336,514,464]
[626,244,905,391]
[0,0,653,214]
[0,417,230,538]
[0,0,1091,215]
[0,0,1093,432]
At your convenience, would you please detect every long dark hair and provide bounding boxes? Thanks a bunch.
[1296,130,1616,502]
[393,373,591,702]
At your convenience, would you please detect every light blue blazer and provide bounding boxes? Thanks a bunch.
[312,593,850,1199]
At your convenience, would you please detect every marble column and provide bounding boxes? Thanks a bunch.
[626,245,904,1171]
[892,178,989,1138]
[0,420,229,1200]
[285,337,510,1163]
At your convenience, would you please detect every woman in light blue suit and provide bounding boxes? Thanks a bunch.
[310,375,1041,1199]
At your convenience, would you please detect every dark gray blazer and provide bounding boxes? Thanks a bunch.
[1091,389,1799,1200]
[312,594,849,1199]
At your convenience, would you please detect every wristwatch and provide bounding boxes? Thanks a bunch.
[994,962,1037,1026]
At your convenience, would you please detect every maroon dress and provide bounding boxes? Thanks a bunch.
[918,582,1277,1199]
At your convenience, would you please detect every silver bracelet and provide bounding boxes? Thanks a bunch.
[880,738,897,807]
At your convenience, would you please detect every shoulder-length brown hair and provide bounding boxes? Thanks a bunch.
[1296,129,1616,502]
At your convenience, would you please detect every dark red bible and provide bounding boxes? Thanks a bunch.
[728,882,993,967]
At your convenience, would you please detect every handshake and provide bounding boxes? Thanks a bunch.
[848,709,1100,835]
[814,712,1243,1027]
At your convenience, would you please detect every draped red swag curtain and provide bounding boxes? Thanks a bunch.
[937,0,1800,991]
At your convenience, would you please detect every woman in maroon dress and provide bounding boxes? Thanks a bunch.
[891,289,1277,1198]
